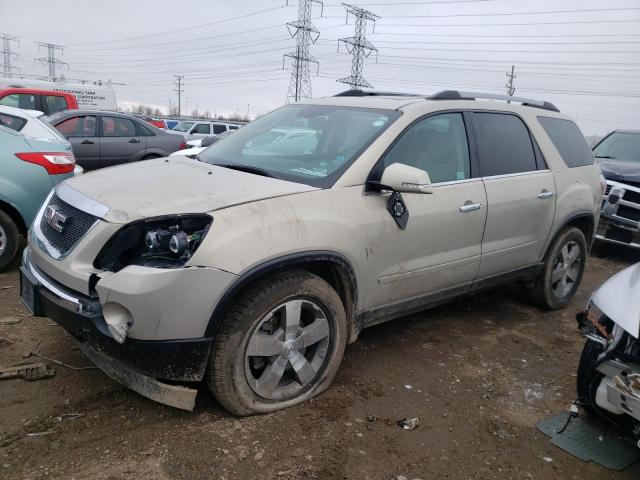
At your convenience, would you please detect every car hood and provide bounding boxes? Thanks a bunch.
[57,156,317,223]
[169,147,206,157]
[592,262,640,339]
[598,160,640,184]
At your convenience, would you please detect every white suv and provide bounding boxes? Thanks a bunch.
[21,90,603,415]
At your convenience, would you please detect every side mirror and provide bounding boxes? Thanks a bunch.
[379,163,433,194]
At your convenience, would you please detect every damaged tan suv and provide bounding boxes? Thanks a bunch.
[21,90,603,415]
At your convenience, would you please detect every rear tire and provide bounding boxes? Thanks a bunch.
[0,210,20,271]
[207,270,347,416]
[577,338,604,416]
[530,226,587,309]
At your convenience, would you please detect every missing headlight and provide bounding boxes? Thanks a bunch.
[95,214,212,272]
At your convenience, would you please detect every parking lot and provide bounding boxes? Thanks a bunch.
[0,248,638,480]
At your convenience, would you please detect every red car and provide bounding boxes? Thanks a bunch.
[0,88,79,115]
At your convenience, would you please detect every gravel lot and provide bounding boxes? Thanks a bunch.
[1,247,639,480]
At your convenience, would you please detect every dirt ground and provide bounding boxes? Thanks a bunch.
[1,248,640,480]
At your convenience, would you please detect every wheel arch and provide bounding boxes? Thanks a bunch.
[543,211,595,260]
[205,251,360,343]
[0,198,27,236]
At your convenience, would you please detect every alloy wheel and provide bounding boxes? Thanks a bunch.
[244,298,331,401]
[551,240,582,299]
[0,224,6,256]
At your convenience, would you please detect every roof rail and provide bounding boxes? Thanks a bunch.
[429,90,560,112]
[334,89,424,98]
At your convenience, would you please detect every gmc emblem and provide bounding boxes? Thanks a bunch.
[44,205,70,233]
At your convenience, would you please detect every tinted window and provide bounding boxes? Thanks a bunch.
[593,131,640,163]
[212,124,227,134]
[135,122,154,136]
[0,93,36,110]
[538,117,594,167]
[229,125,239,130]
[193,123,211,134]
[474,113,536,176]
[102,116,137,137]
[383,113,470,183]
[45,95,68,115]
[0,113,27,132]
[56,115,97,137]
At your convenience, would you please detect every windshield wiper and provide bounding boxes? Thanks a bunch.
[212,163,277,178]
[595,154,616,159]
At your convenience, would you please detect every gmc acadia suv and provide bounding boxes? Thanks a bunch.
[20,90,603,415]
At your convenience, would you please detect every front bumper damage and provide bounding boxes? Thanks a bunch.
[20,250,214,411]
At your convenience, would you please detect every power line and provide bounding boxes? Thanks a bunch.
[1,34,20,78]
[337,3,379,89]
[330,6,640,19]
[284,0,323,103]
[379,19,640,27]
[66,6,289,46]
[34,42,67,81]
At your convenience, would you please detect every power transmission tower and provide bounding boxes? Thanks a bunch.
[337,3,379,90]
[35,42,67,81]
[1,34,20,78]
[506,65,516,96]
[174,75,184,117]
[283,0,323,103]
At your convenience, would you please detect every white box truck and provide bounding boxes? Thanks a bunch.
[0,77,117,111]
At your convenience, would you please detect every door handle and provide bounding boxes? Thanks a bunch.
[81,140,94,145]
[459,201,482,213]
[537,190,554,199]
[129,138,141,143]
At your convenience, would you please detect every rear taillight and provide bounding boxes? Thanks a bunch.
[15,152,76,175]
[179,142,187,150]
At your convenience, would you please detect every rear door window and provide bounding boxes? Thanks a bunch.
[56,115,97,137]
[102,116,137,137]
[212,124,227,134]
[0,113,27,132]
[473,113,537,176]
[44,95,69,115]
[538,117,594,167]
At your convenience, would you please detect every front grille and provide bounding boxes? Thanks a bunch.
[617,205,640,223]
[605,184,612,196]
[39,194,97,256]
[623,189,640,205]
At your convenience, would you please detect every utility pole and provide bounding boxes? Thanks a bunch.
[506,65,516,96]
[174,74,184,117]
[35,42,67,81]
[1,34,19,78]
[283,0,323,103]
[337,3,379,90]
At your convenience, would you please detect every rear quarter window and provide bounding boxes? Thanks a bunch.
[538,117,594,167]
[0,113,27,132]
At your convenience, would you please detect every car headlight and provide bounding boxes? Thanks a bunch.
[95,215,212,272]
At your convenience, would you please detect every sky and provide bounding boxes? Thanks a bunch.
[1,0,639,135]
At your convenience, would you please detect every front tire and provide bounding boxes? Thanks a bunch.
[530,226,587,309]
[0,210,20,271]
[577,339,604,416]
[207,270,347,416]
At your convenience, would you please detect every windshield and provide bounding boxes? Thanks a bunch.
[593,132,640,163]
[172,121,195,132]
[199,104,400,187]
